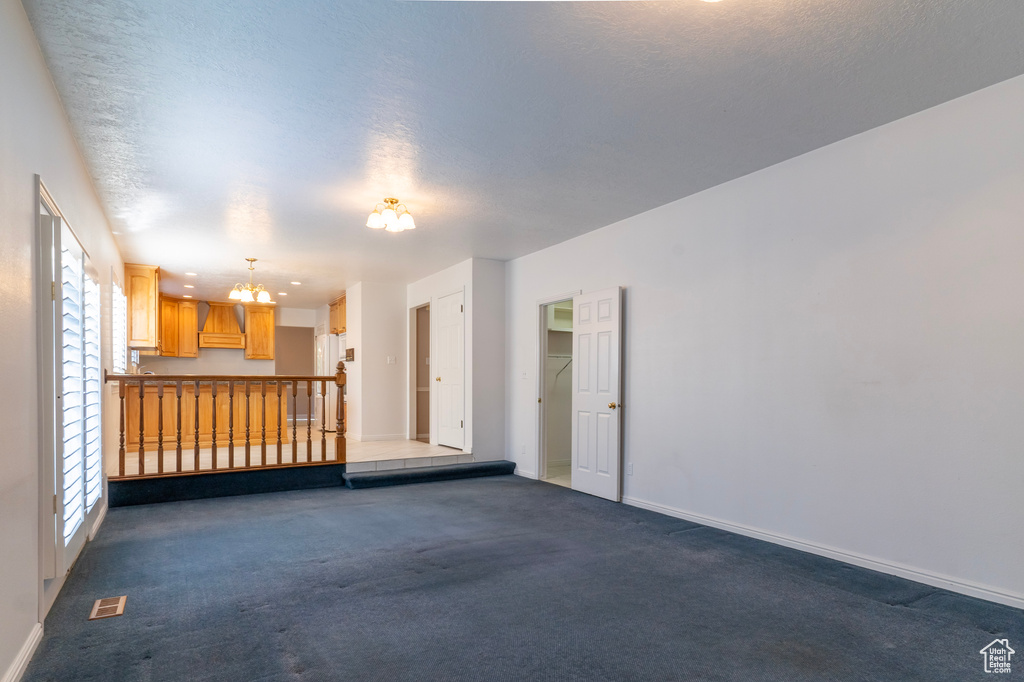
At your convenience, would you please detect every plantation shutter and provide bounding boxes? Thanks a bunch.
[84,275,102,511]
[58,223,103,553]
[60,235,86,543]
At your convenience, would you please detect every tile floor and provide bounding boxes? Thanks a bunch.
[544,462,571,488]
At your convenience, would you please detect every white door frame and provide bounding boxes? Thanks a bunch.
[35,177,107,618]
[536,290,581,480]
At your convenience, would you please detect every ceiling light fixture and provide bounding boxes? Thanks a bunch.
[291,281,301,285]
[366,197,415,233]
[184,284,194,288]
[185,272,198,276]
[227,258,273,304]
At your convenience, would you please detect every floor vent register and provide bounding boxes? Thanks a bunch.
[89,596,127,620]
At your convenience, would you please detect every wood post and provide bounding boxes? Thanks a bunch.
[335,361,347,464]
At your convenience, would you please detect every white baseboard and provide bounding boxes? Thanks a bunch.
[357,434,409,442]
[623,495,1024,610]
[515,468,538,479]
[88,502,107,541]
[2,623,42,682]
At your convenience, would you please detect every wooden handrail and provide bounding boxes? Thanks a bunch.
[105,373,337,382]
[104,364,347,479]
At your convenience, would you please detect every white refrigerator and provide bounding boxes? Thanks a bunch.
[315,332,345,431]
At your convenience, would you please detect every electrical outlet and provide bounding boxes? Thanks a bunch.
[627,462,633,476]
[520,445,526,455]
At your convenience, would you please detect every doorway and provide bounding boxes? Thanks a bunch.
[414,304,430,443]
[540,299,573,488]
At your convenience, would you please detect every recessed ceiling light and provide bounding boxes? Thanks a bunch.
[183,295,192,298]
[184,284,194,288]
[185,272,198,276]
[290,281,301,285]
[278,292,288,296]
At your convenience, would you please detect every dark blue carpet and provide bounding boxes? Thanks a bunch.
[23,476,1023,681]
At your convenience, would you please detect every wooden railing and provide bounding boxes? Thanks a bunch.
[104,362,346,479]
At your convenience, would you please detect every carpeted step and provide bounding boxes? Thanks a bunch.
[342,460,516,489]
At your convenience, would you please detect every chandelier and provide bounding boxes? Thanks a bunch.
[366,197,416,232]
[228,258,272,303]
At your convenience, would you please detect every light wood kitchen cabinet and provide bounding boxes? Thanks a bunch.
[329,295,346,334]
[244,305,275,360]
[178,300,199,357]
[159,297,179,356]
[125,263,160,349]
[126,383,289,448]
[157,296,199,358]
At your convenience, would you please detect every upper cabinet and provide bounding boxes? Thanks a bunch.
[244,305,275,360]
[329,295,346,334]
[159,296,179,356]
[125,263,160,349]
[158,296,198,358]
[178,300,199,357]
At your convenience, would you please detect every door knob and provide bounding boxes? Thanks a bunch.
[608,402,617,409]
[436,377,441,382]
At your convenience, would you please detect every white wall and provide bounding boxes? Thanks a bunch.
[408,259,473,449]
[0,2,123,677]
[506,74,1024,608]
[470,258,506,460]
[277,307,316,328]
[345,282,406,440]
[405,257,506,457]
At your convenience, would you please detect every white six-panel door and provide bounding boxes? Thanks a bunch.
[436,290,465,449]
[571,287,622,501]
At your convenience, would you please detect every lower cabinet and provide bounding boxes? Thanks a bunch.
[126,383,289,448]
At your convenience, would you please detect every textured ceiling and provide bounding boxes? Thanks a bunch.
[22,0,1024,308]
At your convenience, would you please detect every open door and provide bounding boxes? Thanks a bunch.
[571,287,622,501]
[436,290,464,449]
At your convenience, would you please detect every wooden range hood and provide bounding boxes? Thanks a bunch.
[198,302,245,349]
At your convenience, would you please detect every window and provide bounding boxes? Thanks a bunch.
[38,178,105,578]
[59,224,103,543]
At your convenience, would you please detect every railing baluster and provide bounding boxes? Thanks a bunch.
[157,383,165,474]
[194,380,200,471]
[211,381,218,470]
[291,381,298,464]
[276,382,283,465]
[260,381,267,466]
[320,380,327,461]
[175,381,183,474]
[138,381,145,476]
[245,381,251,468]
[228,380,235,469]
[118,380,126,477]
